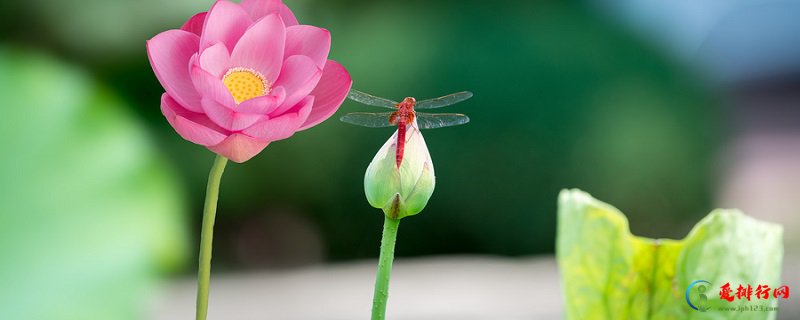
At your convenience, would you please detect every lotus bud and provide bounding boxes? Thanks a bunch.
[364,121,435,219]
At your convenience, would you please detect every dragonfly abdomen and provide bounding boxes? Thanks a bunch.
[395,121,406,168]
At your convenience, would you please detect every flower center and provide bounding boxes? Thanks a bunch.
[222,68,271,104]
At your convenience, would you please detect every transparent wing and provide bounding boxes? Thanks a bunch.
[415,113,470,129]
[347,89,398,109]
[415,91,473,109]
[340,112,395,128]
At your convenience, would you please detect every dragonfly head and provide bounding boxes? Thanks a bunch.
[398,97,416,109]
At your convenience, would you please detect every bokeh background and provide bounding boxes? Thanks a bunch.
[1,0,798,319]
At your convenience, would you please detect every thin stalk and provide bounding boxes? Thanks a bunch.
[196,155,228,320]
[371,215,401,320]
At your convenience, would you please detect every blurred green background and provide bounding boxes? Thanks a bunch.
[8,0,798,318]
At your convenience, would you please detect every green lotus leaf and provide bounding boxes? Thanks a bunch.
[0,46,188,320]
[557,189,783,320]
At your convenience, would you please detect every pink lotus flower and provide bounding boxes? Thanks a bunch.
[148,0,352,162]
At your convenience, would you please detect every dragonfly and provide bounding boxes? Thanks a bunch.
[341,89,472,168]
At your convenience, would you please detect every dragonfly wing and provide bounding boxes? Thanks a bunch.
[415,113,470,129]
[415,91,473,109]
[340,112,395,128]
[347,89,398,109]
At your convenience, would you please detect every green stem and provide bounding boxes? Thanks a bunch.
[371,216,401,320]
[196,155,228,320]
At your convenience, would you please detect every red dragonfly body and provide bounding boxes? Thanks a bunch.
[390,97,417,167]
[342,90,472,168]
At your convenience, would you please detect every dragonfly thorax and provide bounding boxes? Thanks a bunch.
[388,97,416,126]
[389,109,415,126]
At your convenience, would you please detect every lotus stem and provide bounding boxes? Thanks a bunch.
[371,215,401,320]
[196,155,228,320]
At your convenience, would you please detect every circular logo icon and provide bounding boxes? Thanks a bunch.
[686,280,711,312]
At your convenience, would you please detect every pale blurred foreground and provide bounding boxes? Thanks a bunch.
[153,256,561,320]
